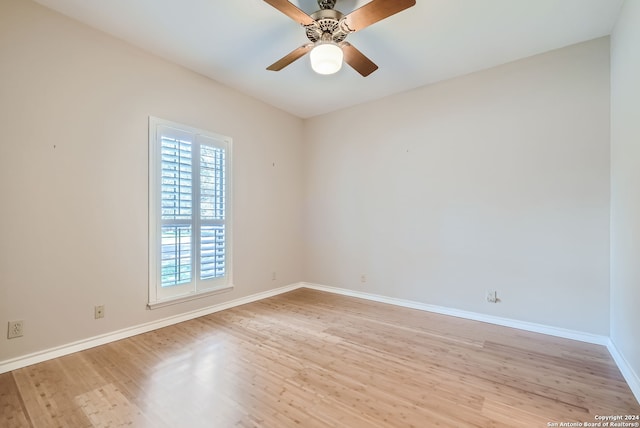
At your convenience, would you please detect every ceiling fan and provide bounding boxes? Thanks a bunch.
[264,0,416,76]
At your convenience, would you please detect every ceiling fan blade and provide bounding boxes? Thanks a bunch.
[343,0,416,32]
[341,42,378,77]
[263,0,316,26]
[267,44,314,71]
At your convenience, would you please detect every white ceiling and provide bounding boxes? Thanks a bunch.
[33,0,624,118]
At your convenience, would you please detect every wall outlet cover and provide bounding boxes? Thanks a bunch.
[8,320,24,339]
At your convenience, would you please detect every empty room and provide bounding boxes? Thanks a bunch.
[1,0,639,426]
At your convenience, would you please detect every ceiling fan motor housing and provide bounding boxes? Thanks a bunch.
[306,9,350,43]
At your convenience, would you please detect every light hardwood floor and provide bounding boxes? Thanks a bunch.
[1,288,639,427]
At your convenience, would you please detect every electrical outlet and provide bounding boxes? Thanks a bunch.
[7,320,24,339]
[360,274,367,283]
[486,291,498,303]
[271,271,277,281]
[94,305,105,319]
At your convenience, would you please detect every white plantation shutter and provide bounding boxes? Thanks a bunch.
[149,118,233,307]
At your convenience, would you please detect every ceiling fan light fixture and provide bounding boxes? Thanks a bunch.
[310,42,343,75]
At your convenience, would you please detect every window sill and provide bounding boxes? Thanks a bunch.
[147,285,234,310]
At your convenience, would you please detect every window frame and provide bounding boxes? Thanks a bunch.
[148,116,233,308]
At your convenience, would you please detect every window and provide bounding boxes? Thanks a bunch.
[148,117,233,307]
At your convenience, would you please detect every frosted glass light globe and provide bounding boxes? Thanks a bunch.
[310,43,343,75]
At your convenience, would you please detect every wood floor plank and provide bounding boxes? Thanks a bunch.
[4,288,639,427]
[0,372,32,428]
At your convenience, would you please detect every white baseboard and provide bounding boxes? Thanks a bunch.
[0,283,300,375]
[301,282,610,346]
[607,339,640,404]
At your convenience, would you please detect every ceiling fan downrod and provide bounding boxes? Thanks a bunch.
[317,0,336,10]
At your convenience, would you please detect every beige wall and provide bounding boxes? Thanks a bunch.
[303,38,611,335]
[611,0,640,389]
[0,0,305,361]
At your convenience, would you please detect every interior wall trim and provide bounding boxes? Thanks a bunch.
[607,339,640,405]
